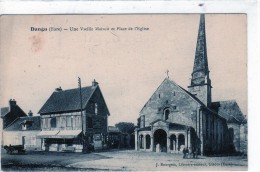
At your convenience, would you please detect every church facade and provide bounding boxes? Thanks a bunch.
[135,15,247,156]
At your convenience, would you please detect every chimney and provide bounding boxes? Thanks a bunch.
[9,99,16,108]
[55,86,62,92]
[92,79,98,87]
[28,110,33,117]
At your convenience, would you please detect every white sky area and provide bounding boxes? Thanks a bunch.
[0,14,247,126]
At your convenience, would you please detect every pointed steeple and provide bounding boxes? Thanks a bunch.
[188,14,212,106]
[190,14,210,86]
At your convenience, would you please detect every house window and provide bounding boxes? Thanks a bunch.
[31,136,36,145]
[76,116,81,128]
[15,136,19,145]
[88,117,93,128]
[61,117,66,128]
[44,118,49,129]
[95,103,98,115]
[66,116,72,127]
[22,124,27,130]
[50,117,56,128]
[164,108,170,120]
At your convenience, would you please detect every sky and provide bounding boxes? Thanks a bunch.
[0,14,247,126]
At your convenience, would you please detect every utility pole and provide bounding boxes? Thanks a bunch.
[78,77,84,152]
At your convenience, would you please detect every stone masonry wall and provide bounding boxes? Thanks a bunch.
[140,79,200,129]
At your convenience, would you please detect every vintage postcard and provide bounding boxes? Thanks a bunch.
[0,0,255,169]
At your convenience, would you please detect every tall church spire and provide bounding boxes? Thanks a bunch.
[191,14,210,86]
[188,14,212,106]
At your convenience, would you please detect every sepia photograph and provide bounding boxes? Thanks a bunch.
[0,13,248,171]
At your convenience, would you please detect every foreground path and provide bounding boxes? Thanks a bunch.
[1,149,247,171]
[68,150,247,171]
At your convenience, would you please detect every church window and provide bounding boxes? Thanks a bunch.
[173,106,177,110]
[140,116,145,128]
[159,94,160,98]
[173,92,175,96]
[137,117,141,128]
[164,108,170,120]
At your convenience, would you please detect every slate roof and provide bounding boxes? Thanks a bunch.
[1,107,10,118]
[38,86,97,114]
[4,116,41,131]
[211,100,246,124]
[178,85,206,107]
[150,119,191,130]
[2,103,27,129]
[108,126,120,133]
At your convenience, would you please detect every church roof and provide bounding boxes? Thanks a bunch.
[150,119,192,130]
[39,86,97,114]
[211,100,246,124]
[137,126,152,132]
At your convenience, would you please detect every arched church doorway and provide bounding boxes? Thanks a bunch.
[170,134,177,151]
[178,134,185,151]
[146,135,151,149]
[154,129,167,152]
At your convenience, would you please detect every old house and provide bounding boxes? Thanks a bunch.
[37,80,110,152]
[2,111,42,150]
[107,126,133,149]
[135,15,247,155]
[1,99,28,147]
[1,99,27,129]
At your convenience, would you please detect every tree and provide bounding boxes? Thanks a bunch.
[115,122,135,134]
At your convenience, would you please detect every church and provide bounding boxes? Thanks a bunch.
[135,15,247,156]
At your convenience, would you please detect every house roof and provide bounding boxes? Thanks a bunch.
[4,116,41,131]
[1,107,9,118]
[211,100,246,124]
[38,86,97,114]
[108,126,120,133]
[2,103,28,129]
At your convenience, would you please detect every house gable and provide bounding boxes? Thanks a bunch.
[2,101,27,129]
[85,86,110,116]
